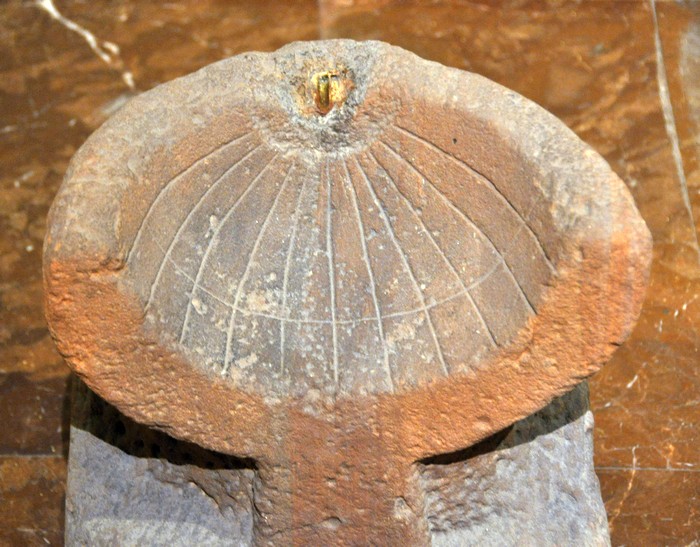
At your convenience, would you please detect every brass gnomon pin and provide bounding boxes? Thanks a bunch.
[311,69,351,115]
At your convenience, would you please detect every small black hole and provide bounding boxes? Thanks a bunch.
[114,420,126,437]
[452,137,458,144]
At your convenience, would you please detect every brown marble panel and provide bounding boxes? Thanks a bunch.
[0,373,69,455]
[598,467,700,545]
[0,456,66,546]
[1,0,698,544]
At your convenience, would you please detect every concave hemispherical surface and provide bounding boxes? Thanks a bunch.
[45,40,651,465]
[123,41,555,398]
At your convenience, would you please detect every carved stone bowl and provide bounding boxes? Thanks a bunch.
[44,40,651,544]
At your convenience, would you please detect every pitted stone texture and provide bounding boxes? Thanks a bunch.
[67,380,608,546]
[45,40,650,406]
[423,383,610,546]
[46,40,650,544]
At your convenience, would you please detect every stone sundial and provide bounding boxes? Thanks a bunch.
[44,40,651,545]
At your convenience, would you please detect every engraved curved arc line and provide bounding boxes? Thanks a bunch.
[128,131,254,262]
[325,160,339,387]
[392,124,555,272]
[179,152,279,343]
[146,141,262,310]
[279,165,311,375]
[355,157,449,376]
[366,150,498,348]
[221,161,296,376]
[342,158,394,391]
[156,236,503,326]
[378,139,536,315]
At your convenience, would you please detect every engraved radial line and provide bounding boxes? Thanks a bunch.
[222,161,295,376]
[343,158,394,390]
[146,142,263,309]
[355,158,449,376]
[156,233,503,326]
[128,131,253,261]
[378,139,536,315]
[325,160,340,387]
[279,166,311,375]
[392,124,555,272]
[179,152,279,343]
[367,150,498,348]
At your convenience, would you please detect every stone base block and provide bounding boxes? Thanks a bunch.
[66,379,609,546]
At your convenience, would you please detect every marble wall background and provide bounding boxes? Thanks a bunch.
[0,1,698,544]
